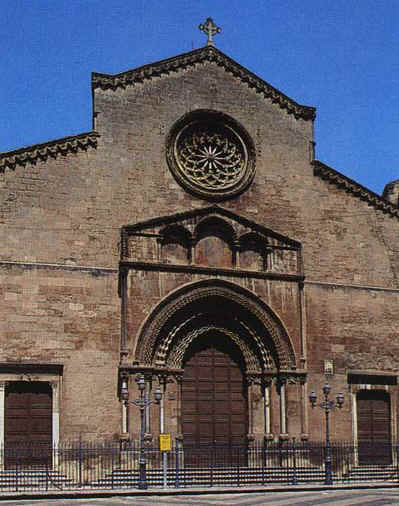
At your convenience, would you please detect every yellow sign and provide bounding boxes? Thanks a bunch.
[159,433,171,451]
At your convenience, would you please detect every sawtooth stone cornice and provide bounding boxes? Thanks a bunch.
[0,131,100,172]
[92,46,316,121]
[313,160,399,219]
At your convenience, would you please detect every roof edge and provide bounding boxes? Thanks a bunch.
[92,46,316,121]
[313,160,399,219]
[0,131,100,171]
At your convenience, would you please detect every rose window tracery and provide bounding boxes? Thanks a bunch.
[175,124,246,190]
[166,111,255,201]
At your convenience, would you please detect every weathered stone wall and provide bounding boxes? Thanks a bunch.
[0,52,398,441]
[0,263,121,439]
[305,282,399,441]
[1,60,398,285]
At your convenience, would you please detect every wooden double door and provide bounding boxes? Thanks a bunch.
[357,390,391,465]
[5,382,53,468]
[181,338,248,465]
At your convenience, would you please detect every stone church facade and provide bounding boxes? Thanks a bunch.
[1,31,399,457]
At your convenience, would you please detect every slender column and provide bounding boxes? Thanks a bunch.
[119,267,128,363]
[265,247,273,271]
[263,379,273,438]
[189,240,195,265]
[50,380,60,467]
[247,377,254,438]
[300,377,308,440]
[144,376,151,438]
[156,237,162,263]
[159,376,167,434]
[298,280,307,370]
[51,381,60,446]
[233,241,240,268]
[175,375,183,444]
[0,382,6,470]
[351,389,359,466]
[122,401,128,434]
[159,375,168,489]
[279,377,288,438]
[120,375,129,435]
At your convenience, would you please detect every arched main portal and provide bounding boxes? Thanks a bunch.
[131,279,298,444]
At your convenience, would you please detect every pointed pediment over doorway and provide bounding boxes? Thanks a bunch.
[121,206,302,279]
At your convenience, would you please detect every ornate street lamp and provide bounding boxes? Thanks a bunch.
[121,375,162,489]
[309,384,344,485]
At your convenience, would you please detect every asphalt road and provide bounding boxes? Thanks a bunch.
[2,488,399,505]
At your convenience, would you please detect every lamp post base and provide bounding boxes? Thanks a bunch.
[138,461,147,489]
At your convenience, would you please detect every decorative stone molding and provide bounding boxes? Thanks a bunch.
[0,363,63,375]
[122,205,301,249]
[0,131,99,172]
[383,179,399,206]
[165,324,265,373]
[0,365,63,454]
[92,46,316,121]
[313,160,399,219]
[134,279,297,371]
[121,205,302,278]
[347,371,397,391]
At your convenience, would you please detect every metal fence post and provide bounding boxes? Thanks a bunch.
[292,437,298,485]
[111,442,115,490]
[236,446,240,487]
[45,455,49,491]
[210,446,214,487]
[78,439,83,487]
[15,452,18,492]
[175,442,179,488]
[396,443,399,483]
[262,441,265,485]
[286,440,290,484]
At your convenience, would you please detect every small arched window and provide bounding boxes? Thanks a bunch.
[160,225,191,264]
[239,232,267,271]
[194,216,235,268]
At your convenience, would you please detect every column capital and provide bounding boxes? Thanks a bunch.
[50,380,59,390]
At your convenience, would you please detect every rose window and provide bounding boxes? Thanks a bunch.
[167,112,256,201]
[175,123,246,190]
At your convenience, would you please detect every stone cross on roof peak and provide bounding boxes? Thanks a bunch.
[199,17,221,46]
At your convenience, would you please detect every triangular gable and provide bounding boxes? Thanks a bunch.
[122,205,301,250]
[313,160,399,219]
[120,206,302,281]
[92,46,315,121]
[0,131,99,172]
[121,206,301,278]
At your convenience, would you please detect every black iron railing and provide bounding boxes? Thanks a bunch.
[0,440,398,491]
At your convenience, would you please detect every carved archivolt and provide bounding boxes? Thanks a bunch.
[167,325,262,372]
[134,279,296,371]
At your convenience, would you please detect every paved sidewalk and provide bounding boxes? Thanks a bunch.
[0,481,399,502]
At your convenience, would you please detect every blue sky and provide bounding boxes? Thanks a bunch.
[1,0,398,195]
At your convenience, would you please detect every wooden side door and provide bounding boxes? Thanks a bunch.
[5,382,52,468]
[357,390,391,465]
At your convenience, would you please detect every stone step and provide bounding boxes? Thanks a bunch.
[91,467,326,487]
[0,470,73,489]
